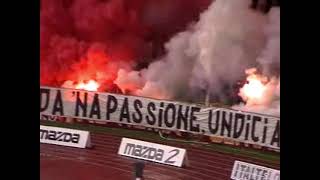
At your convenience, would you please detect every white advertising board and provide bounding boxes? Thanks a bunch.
[118,138,187,167]
[40,125,91,148]
[231,160,280,180]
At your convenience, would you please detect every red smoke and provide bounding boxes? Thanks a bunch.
[40,0,212,91]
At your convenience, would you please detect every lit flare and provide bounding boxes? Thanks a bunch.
[242,77,266,99]
[75,80,100,91]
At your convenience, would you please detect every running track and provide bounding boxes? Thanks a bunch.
[40,132,280,180]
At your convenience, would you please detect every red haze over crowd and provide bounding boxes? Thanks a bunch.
[40,0,212,91]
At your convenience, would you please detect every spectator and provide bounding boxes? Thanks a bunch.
[134,162,145,180]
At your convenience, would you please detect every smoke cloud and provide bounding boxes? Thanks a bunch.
[233,7,280,116]
[115,0,280,116]
[115,0,268,101]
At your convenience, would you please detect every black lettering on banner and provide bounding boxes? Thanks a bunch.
[120,98,130,122]
[147,148,157,159]
[251,169,257,180]
[158,102,164,127]
[245,115,251,140]
[220,111,232,137]
[132,99,143,123]
[251,116,261,142]
[190,107,200,132]
[106,95,118,120]
[177,105,189,131]
[262,170,268,179]
[134,145,142,156]
[232,163,240,177]
[262,118,268,143]
[52,90,64,116]
[243,166,250,179]
[239,164,247,178]
[40,129,81,144]
[56,132,64,141]
[233,113,245,138]
[40,129,48,139]
[89,93,101,119]
[40,88,50,112]
[48,131,56,140]
[249,167,255,180]
[121,143,177,163]
[271,121,280,147]
[124,143,135,155]
[75,91,88,117]
[155,149,164,161]
[141,146,149,158]
[251,170,257,180]
[267,170,272,180]
[72,134,80,143]
[63,133,72,142]
[146,102,156,125]
[208,110,220,134]
[164,149,180,164]
[164,103,176,128]
[255,168,262,178]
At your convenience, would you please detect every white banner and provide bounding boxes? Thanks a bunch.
[40,125,91,148]
[118,138,187,167]
[231,161,280,180]
[40,86,280,150]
